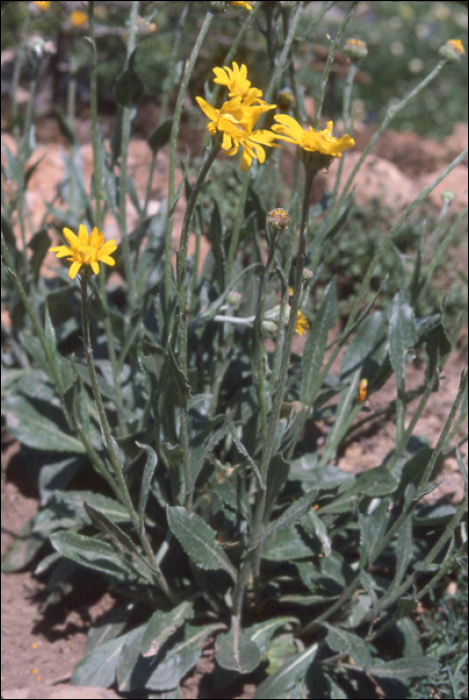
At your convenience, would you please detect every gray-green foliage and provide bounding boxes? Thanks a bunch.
[1,1,467,697]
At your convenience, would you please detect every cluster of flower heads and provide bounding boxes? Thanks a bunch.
[197,62,355,173]
[196,62,278,172]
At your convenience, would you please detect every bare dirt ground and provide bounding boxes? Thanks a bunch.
[1,103,468,698]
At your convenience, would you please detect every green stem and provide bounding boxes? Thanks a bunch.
[117,0,139,304]
[298,370,468,639]
[226,170,251,284]
[163,9,215,327]
[88,1,127,436]
[329,58,450,223]
[231,167,316,622]
[313,1,359,128]
[175,141,220,510]
[79,274,178,604]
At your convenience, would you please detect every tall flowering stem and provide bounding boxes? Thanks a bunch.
[163,10,215,327]
[88,1,126,436]
[79,273,178,604]
[175,140,221,511]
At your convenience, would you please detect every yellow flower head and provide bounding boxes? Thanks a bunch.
[50,225,117,280]
[230,1,253,9]
[295,310,309,336]
[34,1,51,10]
[196,92,277,172]
[439,39,465,63]
[213,62,252,98]
[273,115,354,163]
[288,287,310,336]
[70,10,88,27]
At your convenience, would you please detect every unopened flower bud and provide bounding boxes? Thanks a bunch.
[263,320,278,334]
[344,38,368,60]
[226,291,242,308]
[277,88,295,111]
[303,268,313,281]
[441,190,456,203]
[439,39,465,64]
[267,208,291,230]
[136,16,157,37]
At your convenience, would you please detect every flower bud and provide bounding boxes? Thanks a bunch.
[267,208,291,230]
[344,38,368,61]
[226,291,242,308]
[439,39,465,64]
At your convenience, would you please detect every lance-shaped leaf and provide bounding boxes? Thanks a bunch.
[389,291,418,391]
[141,601,194,657]
[4,393,85,454]
[301,277,337,404]
[254,643,319,699]
[50,531,138,582]
[136,441,157,533]
[216,617,261,674]
[324,623,373,669]
[369,656,440,679]
[250,485,321,550]
[166,506,237,582]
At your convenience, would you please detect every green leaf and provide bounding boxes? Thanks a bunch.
[216,618,261,673]
[247,617,299,656]
[147,118,173,155]
[50,531,138,582]
[324,623,373,669]
[136,441,157,531]
[83,502,138,557]
[1,516,46,572]
[167,344,192,401]
[389,291,418,391]
[251,485,321,550]
[141,601,194,657]
[424,319,453,389]
[3,393,85,453]
[262,525,312,561]
[369,656,440,679]
[28,228,51,285]
[51,104,76,144]
[166,506,237,582]
[117,622,220,692]
[72,632,130,687]
[301,277,337,404]
[114,49,144,107]
[254,643,318,699]
[341,312,387,380]
[359,498,390,565]
[226,408,264,488]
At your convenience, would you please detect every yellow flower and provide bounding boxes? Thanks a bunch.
[288,287,310,336]
[213,62,252,97]
[273,115,355,158]
[196,95,277,172]
[50,225,117,280]
[295,310,309,336]
[70,10,88,27]
[34,1,51,10]
[230,1,253,9]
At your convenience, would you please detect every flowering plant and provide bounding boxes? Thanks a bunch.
[1,2,467,697]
